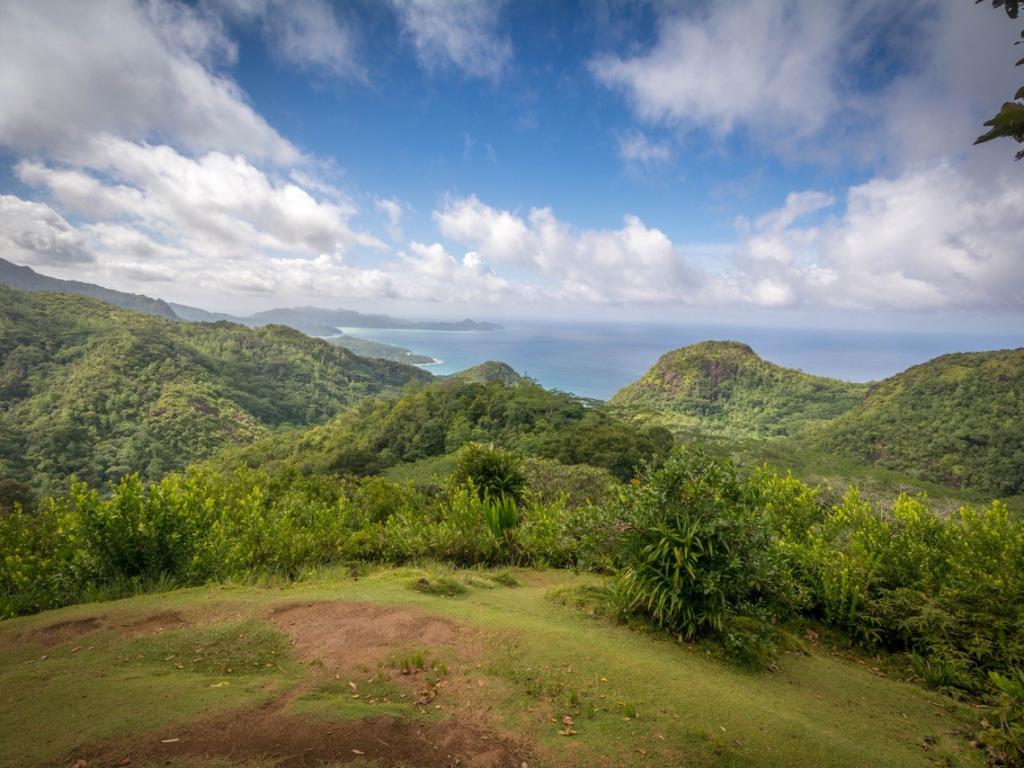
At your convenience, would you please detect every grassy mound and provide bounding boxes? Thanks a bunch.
[0,568,983,768]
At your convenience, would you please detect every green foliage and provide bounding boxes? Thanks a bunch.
[218,377,672,482]
[816,349,1024,496]
[0,468,352,616]
[610,340,868,440]
[482,493,521,541]
[520,456,616,507]
[0,286,429,496]
[0,467,589,616]
[781,487,1024,693]
[0,479,35,514]
[613,448,795,645]
[444,360,524,386]
[453,443,527,504]
[979,668,1024,766]
[612,342,1024,499]
[325,333,435,364]
[532,411,674,481]
[410,575,468,597]
[975,0,1024,160]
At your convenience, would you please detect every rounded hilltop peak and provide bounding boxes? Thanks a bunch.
[664,340,759,360]
[445,361,525,386]
[610,339,868,439]
[644,340,766,392]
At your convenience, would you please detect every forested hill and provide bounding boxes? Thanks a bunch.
[444,361,525,386]
[609,340,868,438]
[212,375,672,482]
[814,348,1024,496]
[0,286,431,496]
[0,258,178,319]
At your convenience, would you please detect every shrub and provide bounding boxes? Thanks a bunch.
[520,456,616,508]
[613,448,794,640]
[979,669,1024,766]
[452,443,526,504]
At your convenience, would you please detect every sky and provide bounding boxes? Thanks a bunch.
[0,0,1021,329]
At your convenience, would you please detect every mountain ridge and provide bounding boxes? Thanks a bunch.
[171,302,502,334]
[0,258,178,319]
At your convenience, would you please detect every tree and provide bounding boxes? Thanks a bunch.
[975,1,1024,160]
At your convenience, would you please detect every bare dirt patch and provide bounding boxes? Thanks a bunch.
[26,617,103,647]
[269,602,479,672]
[65,698,533,768]
[20,610,190,648]
[119,610,188,637]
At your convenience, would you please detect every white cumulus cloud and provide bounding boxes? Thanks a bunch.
[590,0,847,139]
[0,0,297,162]
[720,165,1024,310]
[434,195,694,303]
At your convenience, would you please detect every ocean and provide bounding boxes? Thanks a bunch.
[338,322,1024,401]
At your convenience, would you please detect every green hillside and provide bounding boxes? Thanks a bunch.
[610,340,868,438]
[324,333,436,364]
[815,348,1024,496]
[213,375,672,481]
[444,360,525,386]
[0,286,430,496]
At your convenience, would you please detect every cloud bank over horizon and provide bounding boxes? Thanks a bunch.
[0,0,1020,321]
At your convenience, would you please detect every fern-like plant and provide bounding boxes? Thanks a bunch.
[614,447,793,639]
[980,668,1024,766]
[483,492,520,540]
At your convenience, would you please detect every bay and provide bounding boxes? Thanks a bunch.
[337,322,1024,401]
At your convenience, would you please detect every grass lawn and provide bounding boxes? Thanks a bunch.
[0,567,984,768]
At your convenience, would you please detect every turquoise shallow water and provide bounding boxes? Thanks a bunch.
[338,322,1024,401]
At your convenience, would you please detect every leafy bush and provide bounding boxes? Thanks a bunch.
[980,669,1024,766]
[613,448,795,641]
[452,443,526,504]
[777,484,1024,692]
[520,456,615,508]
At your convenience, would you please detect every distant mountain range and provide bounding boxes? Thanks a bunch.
[169,303,501,334]
[0,258,500,335]
[3,259,1020,499]
[0,257,178,319]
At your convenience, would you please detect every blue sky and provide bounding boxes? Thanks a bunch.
[0,0,1021,329]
